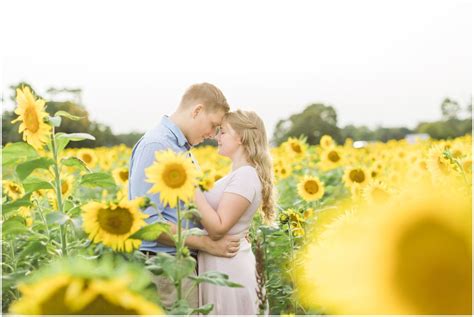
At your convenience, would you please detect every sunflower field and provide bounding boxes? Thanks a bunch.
[1,87,472,314]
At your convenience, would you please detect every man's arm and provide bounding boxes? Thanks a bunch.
[156,222,240,258]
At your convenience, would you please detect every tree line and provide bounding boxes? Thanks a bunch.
[2,82,471,148]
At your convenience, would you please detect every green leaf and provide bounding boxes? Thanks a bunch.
[17,240,47,259]
[168,299,194,315]
[2,142,39,166]
[54,110,83,121]
[2,216,28,237]
[129,222,171,241]
[191,303,214,315]
[16,157,54,181]
[54,133,70,153]
[182,208,202,221]
[46,211,70,225]
[154,253,196,283]
[56,133,96,142]
[2,196,32,216]
[80,172,116,189]
[181,227,207,241]
[22,176,54,192]
[48,116,62,127]
[189,271,243,288]
[2,271,28,290]
[61,156,90,172]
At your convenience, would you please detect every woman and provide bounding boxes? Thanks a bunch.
[194,110,275,315]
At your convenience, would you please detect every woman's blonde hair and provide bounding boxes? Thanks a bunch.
[224,110,275,222]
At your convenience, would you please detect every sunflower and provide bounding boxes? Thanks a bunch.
[10,274,164,315]
[319,147,344,171]
[343,167,369,188]
[274,159,292,180]
[297,176,325,202]
[11,86,51,150]
[82,199,148,252]
[61,175,74,198]
[295,183,472,314]
[303,207,314,220]
[2,180,25,201]
[320,135,335,149]
[145,149,199,208]
[77,148,98,169]
[113,167,129,185]
[284,137,307,161]
[291,224,305,237]
[363,180,391,204]
[426,145,452,179]
[17,206,33,227]
[199,173,216,191]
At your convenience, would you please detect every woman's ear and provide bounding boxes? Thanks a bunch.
[191,104,203,119]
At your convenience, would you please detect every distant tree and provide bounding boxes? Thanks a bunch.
[416,118,471,139]
[441,98,461,120]
[272,103,342,145]
[372,126,413,142]
[341,124,375,141]
[115,132,144,148]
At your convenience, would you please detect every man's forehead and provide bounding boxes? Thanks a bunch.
[210,111,226,124]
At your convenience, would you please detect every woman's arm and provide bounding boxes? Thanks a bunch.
[194,189,250,240]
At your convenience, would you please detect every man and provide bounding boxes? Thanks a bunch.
[128,82,240,309]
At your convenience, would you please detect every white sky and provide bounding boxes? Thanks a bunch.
[1,0,472,138]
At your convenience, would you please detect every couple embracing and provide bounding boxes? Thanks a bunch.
[129,83,274,315]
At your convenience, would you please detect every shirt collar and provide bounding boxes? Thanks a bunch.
[161,115,191,150]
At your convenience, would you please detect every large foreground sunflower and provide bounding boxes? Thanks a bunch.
[297,176,325,202]
[145,149,199,208]
[82,199,148,252]
[295,180,472,314]
[11,86,51,150]
[9,258,164,315]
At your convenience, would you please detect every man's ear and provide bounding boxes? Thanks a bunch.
[191,104,204,119]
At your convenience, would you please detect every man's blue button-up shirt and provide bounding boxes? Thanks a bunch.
[128,115,201,255]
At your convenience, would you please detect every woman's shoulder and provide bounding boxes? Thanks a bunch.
[231,165,261,187]
[231,165,258,177]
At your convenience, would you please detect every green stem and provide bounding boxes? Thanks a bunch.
[35,199,50,237]
[176,198,182,301]
[287,225,297,314]
[50,128,67,256]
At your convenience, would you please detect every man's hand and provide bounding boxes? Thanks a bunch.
[202,234,241,258]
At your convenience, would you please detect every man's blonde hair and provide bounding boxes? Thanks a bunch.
[179,82,230,113]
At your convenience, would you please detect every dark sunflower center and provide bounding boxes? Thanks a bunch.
[77,294,139,315]
[304,180,319,195]
[349,169,365,183]
[97,207,134,235]
[328,150,340,162]
[40,283,139,315]
[291,143,302,153]
[82,154,92,164]
[394,218,471,314]
[61,181,69,195]
[119,170,129,182]
[9,184,21,194]
[163,164,187,188]
[24,106,40,133]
